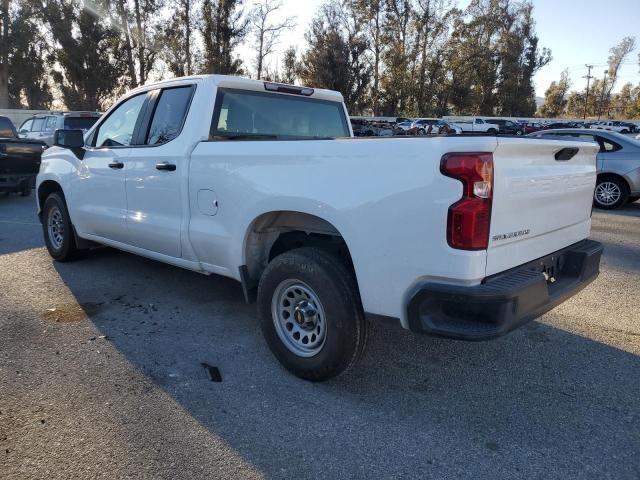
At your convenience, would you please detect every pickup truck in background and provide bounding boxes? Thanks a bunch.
[450,117,500,134]
[590,121,632,134]
[36,75,603,381]
[0,116,46,196]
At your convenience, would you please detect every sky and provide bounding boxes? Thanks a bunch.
[240,0,640,97]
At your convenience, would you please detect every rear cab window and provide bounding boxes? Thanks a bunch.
[210,88,350,140]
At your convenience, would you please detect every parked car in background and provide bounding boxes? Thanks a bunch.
[542,122,573,130]
[37,75,603,380]
[522,122,544,134]
[490,119,524,135]
[528,128,640,209]
[411,118,440,135]
[18,112,101,145]
[350,118,376,136]
[590,121,632,134]
[0,116,47,196]
[450,117,499,134]
[434,120,462,135]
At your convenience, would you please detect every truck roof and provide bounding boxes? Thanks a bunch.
[127,75,345,104]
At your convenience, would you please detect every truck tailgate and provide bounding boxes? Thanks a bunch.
[486,137,598,276]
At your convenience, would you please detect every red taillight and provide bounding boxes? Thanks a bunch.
[440,153,493,250]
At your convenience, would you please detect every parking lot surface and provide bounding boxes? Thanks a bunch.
[1,194,639,479]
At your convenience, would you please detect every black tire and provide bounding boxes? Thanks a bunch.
[487,128,497,135]
[417,128,426,136]
[593,175,629,210]
[257,247,367,381]
[42,192,81,261]
[621,129,629,134]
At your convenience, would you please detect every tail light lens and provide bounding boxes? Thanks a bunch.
[440,153,493,250]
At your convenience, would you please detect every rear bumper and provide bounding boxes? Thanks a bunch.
[407,239,603,340]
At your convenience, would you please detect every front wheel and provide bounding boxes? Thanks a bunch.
[594,176,629,210]
[515,130,523,136]
[487,128,497,135]
[257,247,367,381]
[42,192,81,261]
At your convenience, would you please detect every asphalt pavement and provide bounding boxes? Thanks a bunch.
[1,194,639,480]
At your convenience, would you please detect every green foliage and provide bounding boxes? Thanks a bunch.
[539,69,570,117]
[44,0,128,111]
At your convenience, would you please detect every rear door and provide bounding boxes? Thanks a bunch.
[124,84,194,257]
[486,137,599,275]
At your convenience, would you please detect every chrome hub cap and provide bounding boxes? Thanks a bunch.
[595,182,621,206]
[272,280,327,357]
[47,206,64,250]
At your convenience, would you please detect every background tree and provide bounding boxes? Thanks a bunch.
[44,0,127,110]
[250,0,295,79]
[539,68,570,117]
[1,0,52,109]
[201,0,249,74]
[299,1,370,113]
[162,0,201,76]
[280,45,298,84]
[602,36,636,117]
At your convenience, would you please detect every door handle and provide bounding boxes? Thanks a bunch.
[108,161,124,169]
[155,162,176,171]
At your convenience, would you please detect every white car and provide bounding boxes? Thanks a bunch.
[18,112,101,146]
[590,121,632,134]
[37,75,603,381]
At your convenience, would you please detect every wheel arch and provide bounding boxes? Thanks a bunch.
[37,180,64,220]
[242,210,358,297]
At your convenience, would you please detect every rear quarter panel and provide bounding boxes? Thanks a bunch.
[188,136,498,323]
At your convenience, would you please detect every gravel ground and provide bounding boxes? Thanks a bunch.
[1,194,638,480]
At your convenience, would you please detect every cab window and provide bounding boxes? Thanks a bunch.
[94,94,146,148]
[146,86,193,145]
[475,119,482,124]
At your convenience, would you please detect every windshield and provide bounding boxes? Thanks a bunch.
[212,89,350,140]
[64,116,99,131]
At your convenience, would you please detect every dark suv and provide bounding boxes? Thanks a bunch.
[491,119,524,135]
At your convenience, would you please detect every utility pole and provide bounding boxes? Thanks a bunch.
[598,70,608,120]
[582,64,593,120]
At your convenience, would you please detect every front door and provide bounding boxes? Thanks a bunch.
[124,85,194,257]
[72,93,148,243]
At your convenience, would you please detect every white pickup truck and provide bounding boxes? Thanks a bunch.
[450,117,500,134]
[37,75,603,381]
[590,121,632,134]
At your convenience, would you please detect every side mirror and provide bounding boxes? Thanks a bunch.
[19,129,28,135]
[53,129,85,159]
[54,129,84,148]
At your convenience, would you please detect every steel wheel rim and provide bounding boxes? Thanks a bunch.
[271,279,327,357]
[595,182,621,206]
[47,206,64,250]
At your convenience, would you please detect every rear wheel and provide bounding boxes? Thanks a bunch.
[594,176,629,210]
[257,247,367,381]
[487,128,497,135]
[42,192,81,261]
[417,128,426,136]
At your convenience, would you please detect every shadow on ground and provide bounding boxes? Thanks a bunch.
[50,246,640,479]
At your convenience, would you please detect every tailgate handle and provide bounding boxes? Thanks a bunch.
[555,147,579,161]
